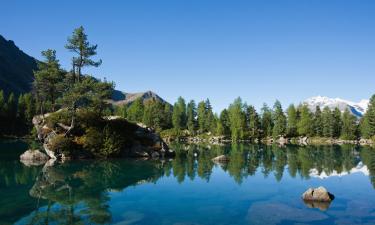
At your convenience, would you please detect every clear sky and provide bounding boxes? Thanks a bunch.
[1,0,374,112]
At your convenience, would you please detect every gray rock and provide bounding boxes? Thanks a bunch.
[302,186,334,202]
[20,149,49,166]
[212,155,230,163]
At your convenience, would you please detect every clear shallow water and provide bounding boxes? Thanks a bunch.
[1,140,375,225]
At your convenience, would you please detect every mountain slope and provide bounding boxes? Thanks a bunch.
[110,90,169,106]
[0,35,37,94]
[304,96,369,117]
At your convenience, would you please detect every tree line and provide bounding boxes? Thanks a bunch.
[115,95,375,141]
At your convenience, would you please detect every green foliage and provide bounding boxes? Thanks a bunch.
[245,105,261,140]
[341,108,358,140]
[297,104,314,136]
[272,100,287,138]
[228,97,246,141]
[186,100,197,135]
[127,98,144,122]
[361,94,375,138]
[286,104,298,137]
[172,97,187,130]
[314,106,323,136]
[261,104,273,138]
[65,26,102,81]
[49,135,77,158]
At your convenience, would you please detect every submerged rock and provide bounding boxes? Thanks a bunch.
[302,186,334,202]
[212,155,230,163]
[20,149,49,166]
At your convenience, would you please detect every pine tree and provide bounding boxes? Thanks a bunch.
[246,105,261,140]
[228,97,246,141]
[322,106,332,137]
[218,109,230,136]
[172,97,187,130]
[65,26,102,82]
[204,99,215,133]
[197,101,206,133]
[297,104,314,136]
[332,108,342,138]
[361,94,375,138]
[272,100,286,138]
[33,49,64,113]
[127,98,144,122]
[163,104,173,129]
[286,104,298,137]
[341,108,358,140]
[314,106,323,136]
[186,100,197,135]
[261,104,273,137]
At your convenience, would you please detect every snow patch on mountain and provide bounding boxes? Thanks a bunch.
[303,96,369,117]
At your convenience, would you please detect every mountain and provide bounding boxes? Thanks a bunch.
[110,90,169,106]
[0,35,38,94]
[303,96,369,117]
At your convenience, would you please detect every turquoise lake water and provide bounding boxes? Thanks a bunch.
[0,140,375,225]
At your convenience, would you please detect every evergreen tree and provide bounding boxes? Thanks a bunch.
[261,103,273,137]
[33,49,64,113]
[332,108,342,138]
[286,104,298,137]
[272,100,287,138]
[246,105,261,140]
[297,104,314,136]
[322,106,332,137]
[361,94,375,138]
[228,97,246,141]
[142,100,165,131]
[217,109,231,136]
[341,108,358,140]
[163,104,173,129]
[65,26,102,82]
[314,106,323,136]
[127,98,144,122]
[197,101,207,133]
[204,99,215,133]
[172,97,187,130]
[186,100,197,135]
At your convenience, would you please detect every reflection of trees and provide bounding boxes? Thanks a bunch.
[23,160,167,224]
[361,147,375,188]
[7,143,374,224]
[171,143,369,186]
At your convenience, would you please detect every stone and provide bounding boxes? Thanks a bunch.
[302,186,334,202]
[20,149,49,166]
[212,155,230,163]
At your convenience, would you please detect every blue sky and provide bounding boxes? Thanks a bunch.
[1,0,375,112]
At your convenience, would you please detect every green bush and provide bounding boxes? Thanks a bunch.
[49,135,77,158]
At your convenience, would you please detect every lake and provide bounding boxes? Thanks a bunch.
[0,139,375,225]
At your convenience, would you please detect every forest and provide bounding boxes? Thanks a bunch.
[0,26,375,143]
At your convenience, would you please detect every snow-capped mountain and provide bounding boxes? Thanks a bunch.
[303,96,369,117]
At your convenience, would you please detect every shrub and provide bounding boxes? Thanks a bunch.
[49,135,77,158]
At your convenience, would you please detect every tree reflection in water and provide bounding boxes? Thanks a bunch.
[8,143,375,224]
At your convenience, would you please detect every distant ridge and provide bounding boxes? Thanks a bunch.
[0,35,37,94]
[110,90,169,106]
[303,96,369,117]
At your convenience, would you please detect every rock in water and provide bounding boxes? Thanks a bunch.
[20,149,49,166]
[212,155,230,163]
[302,186,334,202]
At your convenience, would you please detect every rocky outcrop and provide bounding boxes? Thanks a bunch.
[302,187,334,202]
[20,149,49,166]
[32,112,174,161]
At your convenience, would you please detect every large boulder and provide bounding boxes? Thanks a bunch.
[302,187,334,202]
[20,149,49,166]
